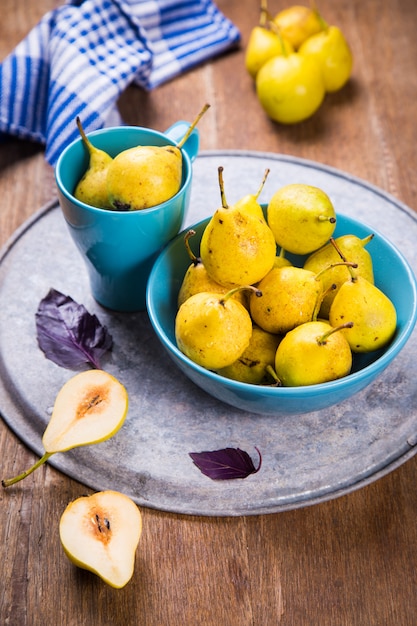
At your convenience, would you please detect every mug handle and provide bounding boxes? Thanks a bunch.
[165,121,200,163]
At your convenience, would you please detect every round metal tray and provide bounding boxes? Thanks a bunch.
[1,150,417,516]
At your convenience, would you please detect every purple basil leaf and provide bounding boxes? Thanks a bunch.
[35,288,113,370]
[189,446,262,480]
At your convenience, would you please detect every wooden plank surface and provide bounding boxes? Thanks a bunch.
[1,0,417,624]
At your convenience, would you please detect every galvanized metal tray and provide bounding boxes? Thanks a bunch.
[1,150,417,516]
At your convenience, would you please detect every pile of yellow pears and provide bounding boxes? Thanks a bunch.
[175,169,397,387]
[245,1,353,124]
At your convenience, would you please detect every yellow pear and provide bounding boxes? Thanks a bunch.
[59,490,142,589]
[304,234,374,318]
[175,287,257,370]
[107,144,182,210]
[107,103,209,211]
[245,0,294,78]
[249,266,323,334]
[329,276,397,353]
[245,25,294,79]
[273,4,324,49]
[74,117,113,209]
[200,167,277,287]
[256,52,325,125]
[217,325,282,384]
[177,230,247,308]
[2,370,128,488]
[274,320,353,386]
[299,25,353,92]
[267,183,336,255]
[42,369,128,452]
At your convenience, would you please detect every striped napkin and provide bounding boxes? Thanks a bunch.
[0,0,240,166]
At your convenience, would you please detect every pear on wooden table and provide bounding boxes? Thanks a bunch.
[74,117,113,209]
[299,25,353,92]
[245,23,294,79]
[2,370,128,488]
[245,0,294,78]
[273,4,324,50]
[107,103,210,211]
[60,490,142,589]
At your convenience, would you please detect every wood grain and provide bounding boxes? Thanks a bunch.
[1,1,417,624]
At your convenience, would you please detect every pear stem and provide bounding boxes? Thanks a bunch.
[310,0,328,31]
[265,365,282,387]
[255,168,270,200]
[268,19,289,56]
[330,237,347,261]
[2,452,54,488]
[220,285,262,306]
[314,261,358,282]
[312,283,337,321]
[329,238,359,281]
[184,229,199,265]
[218,166,228,208]
[259,0,268,26]
[76,116,94,153]
[176,103,210,150]
[318,215,337,223]
[361,233,375,247]
[317,322,354,346]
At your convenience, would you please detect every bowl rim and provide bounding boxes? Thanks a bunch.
[146,212,417,396]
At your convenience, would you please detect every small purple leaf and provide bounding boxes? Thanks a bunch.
[189,446,262,480]
[35,288,113,370]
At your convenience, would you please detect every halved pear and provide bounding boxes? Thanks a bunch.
[2,370,128,488]
[42,369,128,453]
[60,490,142,589]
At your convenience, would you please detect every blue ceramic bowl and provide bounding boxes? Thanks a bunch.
[146,212,417,415]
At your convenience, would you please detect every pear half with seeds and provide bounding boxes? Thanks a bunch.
[60,490,142,589]
[42,369,128,453]
[2,370,128,488]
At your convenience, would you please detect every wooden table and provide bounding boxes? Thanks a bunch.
[1,1,417,624]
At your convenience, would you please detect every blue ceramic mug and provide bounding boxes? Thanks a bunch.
[55,122,199,312]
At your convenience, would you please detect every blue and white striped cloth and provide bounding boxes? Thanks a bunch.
[0,0,240,166]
